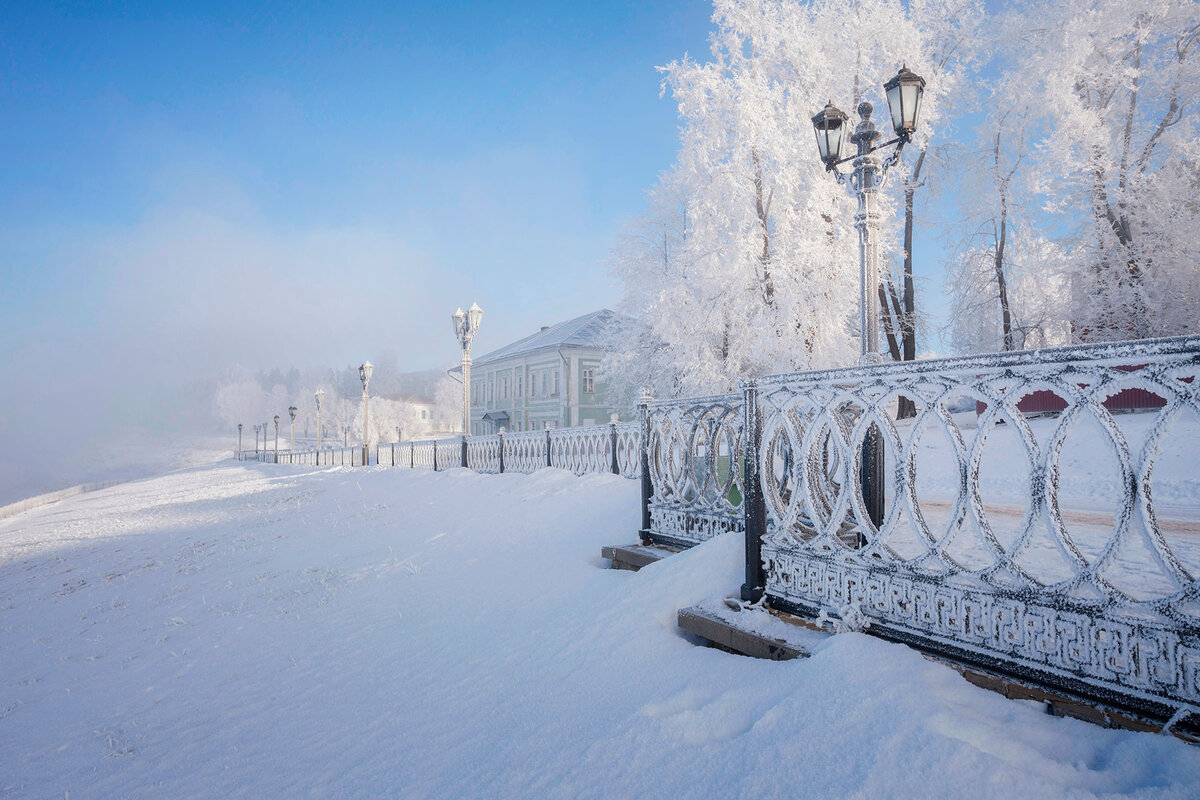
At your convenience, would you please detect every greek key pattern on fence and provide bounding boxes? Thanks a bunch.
[466,435,502,473]
[754,335,1200,713]
[644,393,745,549]
[503,431,548,474]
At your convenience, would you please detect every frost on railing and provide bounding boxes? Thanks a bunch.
[467,435,502,473]
[412,441,436,469]
[503,431,547,474]
[754,335,1200,716]
[615,422,641,478]
[435,439,462,469]
[645,393,744,548]
[548,425,612,476]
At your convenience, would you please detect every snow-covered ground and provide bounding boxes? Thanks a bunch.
[1,462,1198,798]
[0,431,235,508]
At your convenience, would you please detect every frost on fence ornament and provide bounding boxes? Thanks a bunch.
[816,602,871,634]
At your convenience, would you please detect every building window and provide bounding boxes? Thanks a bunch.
[487,381,493,403]
[582,368,594,394]
[541,372,548,397]
[421,409,428,419]
[552,371,559,397]
[502,377,509,400]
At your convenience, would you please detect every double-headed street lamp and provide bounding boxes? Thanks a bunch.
[315,389,325,451]
[254,424,261,455]
[359,361,373,466]
[288,406,297,452]
[452,303,483,437]
[811,65,926,530]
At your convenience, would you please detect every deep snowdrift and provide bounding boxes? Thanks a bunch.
[1,463,1197,799]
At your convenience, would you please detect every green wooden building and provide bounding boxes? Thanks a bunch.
[454,309,630,435]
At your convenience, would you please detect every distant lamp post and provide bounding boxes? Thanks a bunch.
[288,406,297,452]
[811,64,926,530]
[315,389,325,451]
[452,302,483,437]
[343,425,350,447]
[238,423,243,457]
[254,424,260,455]
[396,425,402,443]
[359,361,374,466]
[273,414,280,463]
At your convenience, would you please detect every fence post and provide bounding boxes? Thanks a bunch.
[433,439,438,472]
[609,414,620,475]
[638,388,653,545]
[545,427,552,468]
[498,429,505,474]
[411,441,415,469]
[741,379,765,604]
[461,435,468,468]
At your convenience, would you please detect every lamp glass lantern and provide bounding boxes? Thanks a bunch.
[883,66,926,140]
[288,406,297,422]
[467,302,483,333]
[453,307,465,337]
[811,101,850,168]
[359,361,373,388]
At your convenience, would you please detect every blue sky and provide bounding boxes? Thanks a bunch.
[0,0,964,474]
[1,1,714,366]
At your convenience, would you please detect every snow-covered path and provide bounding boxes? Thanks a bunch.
[1,463,1198,799]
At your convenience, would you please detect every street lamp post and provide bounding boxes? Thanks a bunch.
[254,424,260,455]
[359,362,373,466]
[238,423,242,458]
[288,406,297,453]
[273,414,280,464]
[812,65,926,529]
[343,425,349,447]
[396,425,401,443]
[452,303,483,437]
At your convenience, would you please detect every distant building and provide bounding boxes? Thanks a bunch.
[453,309,629,435]
[376,393,458,439]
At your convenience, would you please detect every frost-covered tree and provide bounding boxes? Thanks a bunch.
[608,0,981,401]
[1005,0,1200,341]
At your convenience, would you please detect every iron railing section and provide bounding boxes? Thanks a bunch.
[614,422,642,479]
[644,392,745,549]
[435,439,462,469]
[501,430,548,473]
[547,424,613,476]
[412,441,436,469]
[467,434,503,473]
[753,334,1200,716]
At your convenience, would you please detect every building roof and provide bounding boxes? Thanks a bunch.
[466,309,622,369]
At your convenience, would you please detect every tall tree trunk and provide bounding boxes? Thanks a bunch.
[893,147,925,420]
[752,147,775,307]
[994,206,1015,351]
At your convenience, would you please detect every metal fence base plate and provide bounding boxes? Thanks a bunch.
[677,602,830,661]
[601,543,680,571]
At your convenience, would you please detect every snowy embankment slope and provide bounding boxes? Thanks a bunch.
[1,464,1198,799]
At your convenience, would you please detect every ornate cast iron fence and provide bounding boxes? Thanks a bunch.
[435,439,462,469]
[503,430,548,473]
[640,392,745,549]
[745,335,1200,719]
[412,441,436,469]
[466,434,503,473]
